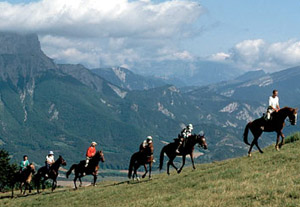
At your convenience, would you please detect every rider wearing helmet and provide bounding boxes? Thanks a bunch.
[85,142,97,167]
[140,136,153,151]
[139,136,154,162]
[45,151,55,177]
[176,124,193,153]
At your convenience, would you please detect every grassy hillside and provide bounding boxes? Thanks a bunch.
[2,132,300,207]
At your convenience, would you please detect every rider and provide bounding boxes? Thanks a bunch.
[261,90,280,130]
[45,151,55,177]
[267,90,280,119]
[176,124,193,153]
[85,142,97,167]
[140,136,152,151]
[19,155,30,173]
[139,136,154,162]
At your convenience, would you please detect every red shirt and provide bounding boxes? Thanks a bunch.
[86,146,96,157]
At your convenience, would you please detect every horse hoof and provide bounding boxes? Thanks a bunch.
[275,146,280,151]
[248,153,252,157]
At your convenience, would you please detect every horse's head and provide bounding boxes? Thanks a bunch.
[196,134,208,150]
[288,108,298,125]
[28,163,35,173]
[98,151,105,163]
[58,155,67,166]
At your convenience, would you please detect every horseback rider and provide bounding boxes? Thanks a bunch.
[176,124,193,153]
[139,136,155,162]
[261,90,280,130]
[266,89,280,120]
[140,136,153,152]
[85,142,97,167]
[19,155,30,173]
[45,151,55,177]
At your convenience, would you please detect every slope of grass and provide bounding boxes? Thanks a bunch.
[2,133,300,207]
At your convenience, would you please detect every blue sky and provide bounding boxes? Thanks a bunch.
[1,0,300,71]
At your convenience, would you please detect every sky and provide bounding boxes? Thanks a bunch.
[1,0,300,72]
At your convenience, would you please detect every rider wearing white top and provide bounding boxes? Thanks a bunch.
[176,124,193,153]
[45,151,55,177]
[266,90,280,120]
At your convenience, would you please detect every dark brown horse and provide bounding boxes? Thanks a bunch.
[244,107,298,156]
[11,163,35,197]
[35,155,67,193]
[128,142,154,180]
[66,151,105,189]
[159,134,208,175]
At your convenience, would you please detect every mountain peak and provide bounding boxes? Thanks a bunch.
[0,32,42,55]
[0,32,56,86]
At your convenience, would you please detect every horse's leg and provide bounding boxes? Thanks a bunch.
[149,163,152,179]
[190,152,196,170]
[52,179,57,191]
[167,157,177,175]
[42,178,46,190]
[279,132,285,148]
[142,164,148,179]
[23,183,27,195]
[20,182,23,194]
[177,155,186,174]
[134,164,140,181]
[248,139,256,157]
[73,175,78,189]
[93,175,97,186]
[79,176,83,187]
[254,138,264,153]
[275,133,281,151]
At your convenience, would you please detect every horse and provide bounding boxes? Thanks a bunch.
[128,142,154,181]
[66,151,105,189]
[11,163,35,198]
[244,107,298,156]
[159,134,208,175]
[35,155,67,193]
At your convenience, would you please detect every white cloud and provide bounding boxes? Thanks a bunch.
[211,39,300,71]
[0,0,203,67]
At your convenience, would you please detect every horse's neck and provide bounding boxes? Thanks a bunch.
[186,136,197,147]
[52,161,60,171]
[277,108,290,122]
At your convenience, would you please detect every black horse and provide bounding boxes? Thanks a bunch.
[11,163,35,197]
[35,155,67,193]
[159,134,208,175]
[66,151,105,189]
[128,142,154,180]
[244,107,298,156]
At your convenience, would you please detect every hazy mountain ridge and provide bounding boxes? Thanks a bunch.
[91,67,167,91]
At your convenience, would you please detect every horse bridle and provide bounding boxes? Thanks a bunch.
[287,113,297,126]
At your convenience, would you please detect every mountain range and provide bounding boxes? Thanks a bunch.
[0,32,299,171]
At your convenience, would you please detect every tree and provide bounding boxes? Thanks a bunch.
[0,149,17,192]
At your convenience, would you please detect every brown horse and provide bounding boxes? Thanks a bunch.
[35,155,67,193]
[66,151,105,189]
[11,163,35,197]
[128,142,154,180]
[159,134,208,175]
[244,107,298,156]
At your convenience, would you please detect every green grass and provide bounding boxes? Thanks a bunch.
[2,133,300,207]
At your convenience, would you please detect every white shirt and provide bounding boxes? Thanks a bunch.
[46,155,55,164]
[269,96,279,109]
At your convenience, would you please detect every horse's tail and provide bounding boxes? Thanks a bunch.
[243,122,252,145]
[66,164,77,178]
[128,154,135,179]
[159,146,166,170]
